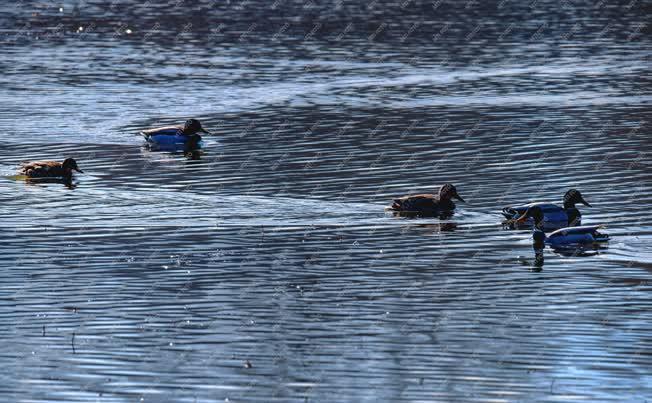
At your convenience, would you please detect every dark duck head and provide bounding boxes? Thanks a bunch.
[182,119,211,136]
[563,189,591,226]
[436,183,465,211]
[563,189,591,208]
[62,158,84,175]
[439,183,465,203]
[61,158,84,173]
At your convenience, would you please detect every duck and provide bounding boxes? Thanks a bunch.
[502,189,591,227]
[19,158,83,179]
[141,118,211,149]
[516,205,609,248]
[389,183,465,216]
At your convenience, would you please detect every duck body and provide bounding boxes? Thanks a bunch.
[392,194,455,214]
[141,119,210,150]
[19,158,83,179]
[545,225,610,247]
[502,189,590,227]
[518,206,609,247]
[390,184,465,217]
[503,202,576,226]
[141,127,203,149]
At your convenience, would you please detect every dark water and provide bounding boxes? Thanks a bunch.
[1,0,652,401]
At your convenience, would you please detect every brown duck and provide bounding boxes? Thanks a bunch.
[19,158,83,179]
[390,183,465,215]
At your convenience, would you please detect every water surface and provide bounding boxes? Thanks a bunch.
[1,0,651,401]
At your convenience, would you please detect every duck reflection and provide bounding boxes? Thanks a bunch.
[398,222,459,237]
[391,210,455,220]
[503,218,569,232]
[142,142,204,160]
[184,149,202,160]
[532,237,545,271]
[523,227,608,272]
[25,177,77,189]
[415,222,458,233]
[550,243,607,257]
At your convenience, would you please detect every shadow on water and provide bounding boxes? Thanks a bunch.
[26,177,77,189]
[143,145,205,161]
[551,243,609,257]
[518,247,546,272]
[6,174,78,189]
[520,234,611,272]
[389,209,457,221]
[502,219,580,232]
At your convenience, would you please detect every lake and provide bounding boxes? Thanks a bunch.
[1,0,651,401]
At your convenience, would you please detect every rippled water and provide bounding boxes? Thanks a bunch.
[1,0,651,401]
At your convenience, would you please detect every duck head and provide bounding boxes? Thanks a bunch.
[182,119,211,135]
[563,189,591,209]
[62,158,83,174]
[439,183,465,202]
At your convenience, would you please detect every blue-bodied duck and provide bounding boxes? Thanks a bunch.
[141,118,211,148]
[502,189,591,227]
[390,183,465,216]
[516,205,609,248]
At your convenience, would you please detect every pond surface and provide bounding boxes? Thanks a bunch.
[1,0,651,401]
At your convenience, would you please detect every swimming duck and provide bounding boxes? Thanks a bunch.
[141,118,211,149]
[516,205,609,248]
[390,183,465,216]
[19,158,83,179]
[502,189,591,227]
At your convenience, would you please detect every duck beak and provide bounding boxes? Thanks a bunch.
[75,168,84,173]
[454,193,465,203]
[580,197,591,207]
[200,128,211,135]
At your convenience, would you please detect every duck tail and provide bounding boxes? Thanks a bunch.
[501,207,517,219]
[594,230,610,242]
